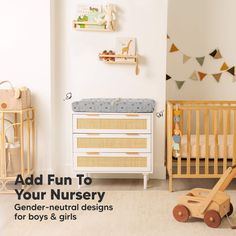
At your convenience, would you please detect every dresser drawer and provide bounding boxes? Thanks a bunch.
[73,113,152,133]
[73,134,151,153]
[74,152,151,172]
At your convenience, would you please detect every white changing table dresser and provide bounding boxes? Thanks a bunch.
[72,112,153,189]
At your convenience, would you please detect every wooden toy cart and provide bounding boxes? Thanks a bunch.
[173,166,236,228]
[0,108,35,193]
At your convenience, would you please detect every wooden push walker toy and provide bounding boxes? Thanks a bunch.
[173,165,236,228]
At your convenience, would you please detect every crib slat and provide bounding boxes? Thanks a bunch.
[233,110,236,165]
[223,110,228,171]
[227,106,231,134]
[219,110,223,134]
[213,110,219,174]
[177,110,182,175]
[204,110,209,175]
[195,110,200,175]
[187,110,191,175]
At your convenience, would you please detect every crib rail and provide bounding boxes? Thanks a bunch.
[167,100,236,191]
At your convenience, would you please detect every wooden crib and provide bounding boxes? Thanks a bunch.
[167,100,236,191]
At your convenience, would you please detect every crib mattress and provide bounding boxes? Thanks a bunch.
[180,135,236,159]
[72,98,156,113]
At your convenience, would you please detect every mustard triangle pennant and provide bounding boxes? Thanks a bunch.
[189,71,198,81]
[198,72,207,81]
[220,62,229,71]
[169,44,179,53]
[183,54,191,64]
[212,73,222,82]
[196,57,205,66]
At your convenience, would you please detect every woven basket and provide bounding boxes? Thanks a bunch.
[0,81,31,110]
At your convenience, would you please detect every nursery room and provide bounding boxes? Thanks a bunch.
[0,0,235,235]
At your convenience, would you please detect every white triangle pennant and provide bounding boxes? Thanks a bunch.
[183,54,191,64]
[189,71,198,81]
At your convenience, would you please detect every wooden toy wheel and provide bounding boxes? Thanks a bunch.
[204,210,221,228]
[228,203,234,217]
[173,205,190,222]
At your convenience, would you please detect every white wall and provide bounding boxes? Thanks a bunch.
[53,0,168,179]
[167,0,236,100]
[0,0,52,174]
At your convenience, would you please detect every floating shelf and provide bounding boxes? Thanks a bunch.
[99,54,140,75]
[73,20,114,32]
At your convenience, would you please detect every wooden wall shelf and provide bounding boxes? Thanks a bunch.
[73,20,114,32]
[99,54,140,75]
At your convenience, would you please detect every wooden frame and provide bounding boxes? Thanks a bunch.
[0,108,35,194]
[99,54,140,75]
[167,101,236,192]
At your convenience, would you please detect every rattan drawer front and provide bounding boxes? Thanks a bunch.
[74,153,152,172]
[73,134,151,153]
[77,156,147,167]
[73,114,152,133]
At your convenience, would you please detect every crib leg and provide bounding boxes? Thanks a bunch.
[169,175,173,192]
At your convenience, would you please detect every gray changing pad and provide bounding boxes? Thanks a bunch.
[72,98,155,113]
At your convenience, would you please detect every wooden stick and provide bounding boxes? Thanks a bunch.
[27,111,30,174]
[223,110,228,171]
[204,110,209,175]
[213,110,219,174]
[196,110,200,175]
[234,110,236,165]
[99,54,138,59]
[187,110,191,175]
[20,112,24,176]
[167,102,173,191]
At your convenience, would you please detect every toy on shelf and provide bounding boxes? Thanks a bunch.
[73,4,116,32]
[99,52,139,75]
[173,166,236,229]
[99,50,116,62]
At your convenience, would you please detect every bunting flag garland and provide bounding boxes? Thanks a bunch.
[196,57,205,66]
[175,80,185,90]
[166,74,172,80]
[183,54,191,64]
[212,73,222,82]
[167,35,236,85]
[209,49,222,59]
[227,66,235,76]
[189,71,198,81]
[220,62,229,71]
[198,72,207,81]
[169,44,179,52]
